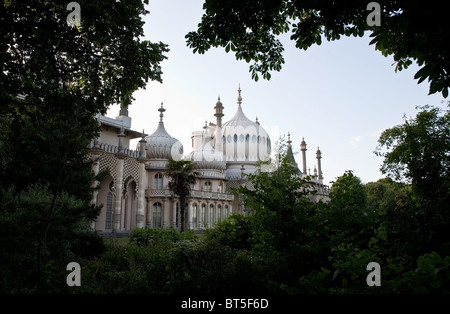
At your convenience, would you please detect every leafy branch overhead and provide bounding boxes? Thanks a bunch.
[186,0,449,97]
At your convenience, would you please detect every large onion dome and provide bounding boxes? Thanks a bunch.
[221,86,271,163]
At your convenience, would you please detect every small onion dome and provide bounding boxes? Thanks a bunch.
[145,103,183,160]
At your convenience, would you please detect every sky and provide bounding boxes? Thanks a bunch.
[106,0,446,186]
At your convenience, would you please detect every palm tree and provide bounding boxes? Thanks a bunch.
[166,159,199,232]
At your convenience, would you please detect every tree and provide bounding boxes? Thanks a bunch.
[235,145,326,291]
[186,0,450,97]
[166,159,200,232]
[0,0,168,292]
[375,104,450,254]
[323,170,371,248]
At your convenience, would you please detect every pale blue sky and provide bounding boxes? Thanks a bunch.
[107,0,446,185]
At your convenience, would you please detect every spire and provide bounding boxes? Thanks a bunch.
[237,84,242,106]
[158,102,165,122]
[255,116,260,125]
[139,129,146,159]
[287,132,292,147]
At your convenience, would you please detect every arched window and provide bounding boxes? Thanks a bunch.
[233,134,238,143]
[154,173,163,189]
[209,204,215,227]
[105,191,114,229]
[225,205,230,219]
[217,205,222,223]
[192,203,198,228]
[201,204,206,228]
[152,202,162,228]
[204,181,211,192]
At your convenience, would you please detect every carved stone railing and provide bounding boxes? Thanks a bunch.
[145,189,234,201]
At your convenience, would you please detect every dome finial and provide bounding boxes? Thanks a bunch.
[158,102,165,122]
[237,84,242,105]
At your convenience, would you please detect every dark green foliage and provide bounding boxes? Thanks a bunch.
[204,213,253,251]
[0,184,104,293]
[0,0,167,293]
[80,227,265,294]
[376,105,450,255]
[187,0,450,97]
[234,149,328,292]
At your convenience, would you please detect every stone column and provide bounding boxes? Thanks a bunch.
[113,156,125,232]
[162,199,167,229]
[173,201,177,228]
[89,152,101,230]
[136,162,146,228]
[205,201,210,229]
[188,202,193,230]
[146,197,151,227]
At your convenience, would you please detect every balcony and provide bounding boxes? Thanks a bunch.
[146,189,234,201]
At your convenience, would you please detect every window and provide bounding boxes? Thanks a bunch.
[233,134,238,142]
[105,192,114,229]
[209,204,215,227]
[245,134,250,142]
[218,182,223,193]
[201,204,206,228]
[217,205,222,223]
[225,205,230,219]
[152,202,162,228]
[204,181,211,192]
[192,204,198,228]
[154,173,163,189]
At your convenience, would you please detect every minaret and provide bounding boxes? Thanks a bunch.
[300,137,307,177]
[139,129,146,159]
[214,96,224,128]
[214,96,224,151]
[316,147,323,182]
